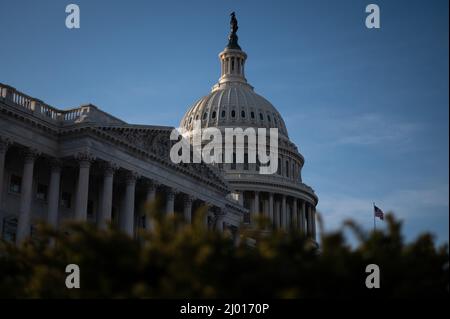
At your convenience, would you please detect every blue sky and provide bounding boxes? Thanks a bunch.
[1,0,448,245]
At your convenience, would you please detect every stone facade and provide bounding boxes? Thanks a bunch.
[180,23,319,239]
[0,83,245,244]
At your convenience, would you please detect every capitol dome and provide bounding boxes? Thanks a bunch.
[181,83,289,138]
[179,13,318,238]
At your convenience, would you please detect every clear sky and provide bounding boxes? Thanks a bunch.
[1,0,448,244]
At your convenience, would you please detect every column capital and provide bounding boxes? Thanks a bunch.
[101,162,119,176]
[75,151,95,167]
[183,194,194,205]
[125,171,139,184]
[166,188,177,200]
[49,159,63,173]
[143,179,159,191]
[22,148,40,163]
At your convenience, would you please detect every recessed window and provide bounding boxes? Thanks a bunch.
[231,110,236,118]
[286,160,289,177]
[36,183,48,201]
[221,110,226,118]
[212,111,217,119]
[244,153,249,170]
[195,114,199,120]
[259,113,263,120]
[189,117,192,124]
[9,175,21,194]
[203,112,208,120]
[61,192,72,208]
[251,111,255,119]
[241,110,246,118]
[267,115,271,122]
[231,153,237,170]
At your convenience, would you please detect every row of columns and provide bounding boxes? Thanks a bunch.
[0,142,227,244]
[246,190,316,239]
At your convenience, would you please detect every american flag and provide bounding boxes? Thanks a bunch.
[374,205,384,220]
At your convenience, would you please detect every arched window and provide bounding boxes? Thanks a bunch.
[203,112,208,120]
[221,110,226,118]
[259,113,263,120]
[241,110,246,118]
[251,111,255,119]
[212,111,216,119]
[231,110,236,118]
[231,153,237,170]
[244,153,249,170]
[267,115,271,122]
[286,160,289,177]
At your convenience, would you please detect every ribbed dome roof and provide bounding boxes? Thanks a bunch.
[180,83,289,138]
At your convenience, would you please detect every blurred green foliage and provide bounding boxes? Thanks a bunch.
[0,206,448,298]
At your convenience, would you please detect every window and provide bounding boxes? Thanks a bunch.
[286,160,289,177]
[251,111,255,119]
[195,114,199,120]
[189,117,192,124]
[9,175,21,194]
[203,112,208,120]
[244,153,249,170]
[277,158,281,175]
[231,110,236,118]
[259,113,263,120]
[241,110,246,118]
[267,115,271,122]
[36,183,48,201]
[231,153,237,170]
[61,192,72,208]
[221,110,226,118]
[212,111,216,119]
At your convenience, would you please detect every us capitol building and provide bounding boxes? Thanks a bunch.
[0,14,318,244]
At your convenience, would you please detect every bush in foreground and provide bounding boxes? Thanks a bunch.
[0,210,448,298]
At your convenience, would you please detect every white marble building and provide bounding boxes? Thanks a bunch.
[0,15,317,244]
[0,84,247,243]
[181,15,318,238]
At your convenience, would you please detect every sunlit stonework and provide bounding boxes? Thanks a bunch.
[0,13,317,244]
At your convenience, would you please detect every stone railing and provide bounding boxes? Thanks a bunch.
[0,83,124,125]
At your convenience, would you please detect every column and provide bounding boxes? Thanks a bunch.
[214,209,225,232]
[268,193,274,226]
[99,163,116,229]
[274,198,280,229]
[16,149,39,243]
[237,191,244,206]
[0,137,11,210]
[281,195,287,230]
[144,181,156,230]
[252,191,259,225]
[311,206,317,240]
[122,172,138,236]
[300,200,306,234]
[47,160,62,228]
[292,198,298,231]
[307,203,312,237]
[165,188,175,217]
[183,195,193,224]
[74,152,94,221]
